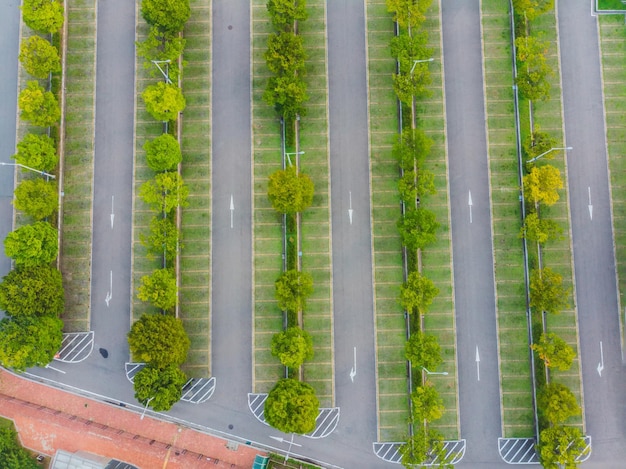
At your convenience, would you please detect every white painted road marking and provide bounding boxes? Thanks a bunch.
[105,270,112,307]
[348,191,353,225]
[350,346,357,382]
[588,186,593,220]
[475,346,480,381]
[597,341,604,377]
[110,195,115,229]
[230,195,234,229]
[468,191,473,224]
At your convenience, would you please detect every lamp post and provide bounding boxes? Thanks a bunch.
[410,57,434,75]
[151,59,172,85]
[140,396,155,420]
[0,161,55,181]
[285,151,305,167]
[421,367,448,376]
[526,146,573,165]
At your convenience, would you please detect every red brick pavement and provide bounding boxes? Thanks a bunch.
[0,369,265,468]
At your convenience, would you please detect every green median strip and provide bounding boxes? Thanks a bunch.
[60,0,97,332]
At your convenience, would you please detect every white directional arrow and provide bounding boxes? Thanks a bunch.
[110,196,115,229]
[475,346,480,381]
[230,195,234,229]
[105,270,112,307]
[588,187,593,220]
[468,191,473,224]
[269,435,302,446]
[348,191,353,225]
[597,341,604,377]
[350,346,357,382]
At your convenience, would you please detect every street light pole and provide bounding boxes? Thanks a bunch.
[0,162,55,181]
[285,151,305,167]
[409,57,434,75]
[140,396,155,420]
[421,367,448,376]
[526,146,573,165]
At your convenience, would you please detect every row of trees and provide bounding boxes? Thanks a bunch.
[386,1,453,467]
[128,0,191,413]
[261,0,321,437]
[0,0,66,372]
[513,2,588,467]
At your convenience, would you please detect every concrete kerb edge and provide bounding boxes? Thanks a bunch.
[361,0,381,443]
[129,0,139,330]
[56,0,68,274]
[554,0,587,436]
[438,0,462,441]
[248,0,254,390]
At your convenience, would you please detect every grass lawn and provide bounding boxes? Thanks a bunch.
[598,0,626,10]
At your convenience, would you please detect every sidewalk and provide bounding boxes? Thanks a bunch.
[0,369,264,469]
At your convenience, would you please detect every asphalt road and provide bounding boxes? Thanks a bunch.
[0,0,20,302]
[441,0,503,464]
[326,0,380,459]
[557,2,626,467]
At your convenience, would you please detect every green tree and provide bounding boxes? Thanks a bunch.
[264,378,319,434]
[274,269,314,312]
[537,425,588,469]
[390,32,433,103]
[520,212,563,244]
[398,170,435,205]
[13,133,58,172]
[137,27,185,81]
[532,332,575,371]
[0,427,38,469]
[141,0,190,35]
[530,267,570,315]
[523,165,563,206]
[405,331,442,371]
[134,364,187,412]
[265,32,306,76]
[267,166,314,214]
[18,81,61,127]
[399,427,449,468]
[21,0,64,34]
[266,0,308,32]
[271,327,314,368]
[139,171,189,214]
[393,129,433,172]
[144,133,182,172]
[411,383,445,423]
[4,221,58,267]
[537,382,581,426]
[138,268,177,312]
[515,36,552,102]
[397,207,439,251]
[523,127,557,161]
[19,36,61,79]
[0,266,64,318]
[13,179,58,220]
[141,216,181,262]
[128,313,190,368]
[400,271,439,316]
[512,0,554,21]
[386,0,432,29]
[142,82,186,122]
[0,315,63,372]
[264,74,308,120]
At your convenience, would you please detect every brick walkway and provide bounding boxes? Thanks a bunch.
[0,369,264,468]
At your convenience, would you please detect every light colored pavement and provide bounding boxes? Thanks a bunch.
[557,2,626,467]
[326,0,379,455]
[441,0,503,464]
[0,0,20,297]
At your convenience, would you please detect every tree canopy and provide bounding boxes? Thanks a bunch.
[400,271,439,316]
[411,383,444,423]
[274,269,314,313]
[267,166,314,214]
[398,170,435,205]
[21,0,64,34]
[515,36,552,102]
[397,207,439,251]
[537,425,588,469]
[137,268,178,312]
[0,427,39,469]
[264,378,319,434]
[137,28,185,81]
[523,127,557,161]
[134,364,187,412]
[265,32,306,76]
[266,0,308,32]
[512,0,554,21]
[13,133,58,172]
[399,426,447,468]
[405,331,442,371]
[144,133,182,172]
[139,171,189,214]
[19,35,61,79]
[530,267,570,315]
[264,74,308,121]
[141,216,181,263]
[13,178,58,220]
[0,266,64,318]
[141,0,190,36]
[393,129,432,171]
[532,332,575,371]
[386,0,432,29]
[0,315,63,372]
[4,221,58,267]
[18,81,61,127]
[271,327,314,369]
[128,313,190,368]
[520,212,562,245]
[537,382,581,426]
[523,165,563,206]
[142,82,186,122]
